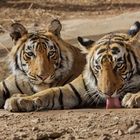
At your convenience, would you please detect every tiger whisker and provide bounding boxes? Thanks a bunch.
[89,95,98,105]
[89,93,100,106]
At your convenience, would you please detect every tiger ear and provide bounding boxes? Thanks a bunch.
[48,19,62,37]
[10,23,28,44]
[128,21,140,37]
[77,36,95,53]
[126,21,140,46]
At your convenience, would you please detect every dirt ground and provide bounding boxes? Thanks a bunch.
[1,0,140,140]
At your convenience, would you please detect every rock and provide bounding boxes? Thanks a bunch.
[31,118,40,123]
[12,135,21,140]
[113,116,119,121]
[63,134,75,140]
[99,136,110,140]
[48,132,62,139]
[112,129,118,134]
[12,132,28,140]
[128,124,139,134]
[32,126,39,131]
[118,130,124,136]
[20,133,28,138]
[36,133,48,140]
[99,134,111,140]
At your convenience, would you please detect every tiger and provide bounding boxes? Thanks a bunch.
[4,21,140,112]
[0,19,86,108]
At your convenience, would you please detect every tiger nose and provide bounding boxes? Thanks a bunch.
[104,92,113,97]
[37,74,49,80]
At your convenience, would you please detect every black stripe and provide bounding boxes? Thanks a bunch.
[2,81,10,100]
[111,41,125,47]
[46,98,50,109]
[69,83,82,106]
[97,48,106,55]
[14,44,23,70]
[131,51,139,71]
[90,66,97,85]
[59,89,64,109]
[82,74,88,92]
[112,34,128,41]
[62,75,74,86]
[20,46,25,71]
[51,93,55,109]
[15,55,20,70]
[15,76,24,94]
[127,52,132,68]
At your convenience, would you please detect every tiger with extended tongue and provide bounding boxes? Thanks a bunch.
[4,21,140,112]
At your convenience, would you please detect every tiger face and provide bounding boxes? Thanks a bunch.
[20,34,61,85]
[78,27,140,100]
[9,20,73,85]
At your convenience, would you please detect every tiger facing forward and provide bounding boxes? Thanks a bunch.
[0,19,86,108]
[5,21,140,112]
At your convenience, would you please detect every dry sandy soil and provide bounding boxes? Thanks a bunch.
[1,0,140,140]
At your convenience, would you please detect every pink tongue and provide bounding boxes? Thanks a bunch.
[106,97,121,109]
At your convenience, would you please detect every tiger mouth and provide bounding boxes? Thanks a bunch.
[106,97,121,109]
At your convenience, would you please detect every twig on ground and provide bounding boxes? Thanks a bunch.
[28,3,34,10]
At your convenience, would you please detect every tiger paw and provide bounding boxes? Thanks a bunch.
[4,97,35,112]
[122,93,140,108]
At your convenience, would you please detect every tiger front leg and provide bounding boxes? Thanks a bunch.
[122,92,140,108]
[4,84,83,112]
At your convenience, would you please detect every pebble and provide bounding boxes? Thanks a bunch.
[113,116,119,121]
[112,129,118,134]
[99,134,111,140]
[12,132,28,140]
[36,133,48,140]
[118,130,123,136]
[128,124,139,134]
[48,132,62,139]
[99,136,110,140]
[12,135,21,140]
[32,126,39,131]
[31,118,40,123]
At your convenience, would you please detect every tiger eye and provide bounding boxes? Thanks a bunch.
[27,52,34,56]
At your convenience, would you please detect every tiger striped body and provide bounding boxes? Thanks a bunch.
[5,21,140,112]
[0,20,85,108]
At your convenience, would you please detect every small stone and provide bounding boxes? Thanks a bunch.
[112,129,118,134]
[64,134,75,140]
[36,133,48,140]
[31,118,40,123]
[99,134,111,140]
[113,116,119,121]
[100,136,110,140]
[118,130,123,136]
[102,113,110,117]
[48,132,62,139]
[32,126,39,131]
[12,135,21,140]
[20,133,28,138]
[128,124,139,134]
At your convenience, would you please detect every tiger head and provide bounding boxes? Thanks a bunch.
[9,19,73,85]
[78,21,140,100]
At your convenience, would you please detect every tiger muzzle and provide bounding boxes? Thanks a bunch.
[98,60,123,97]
